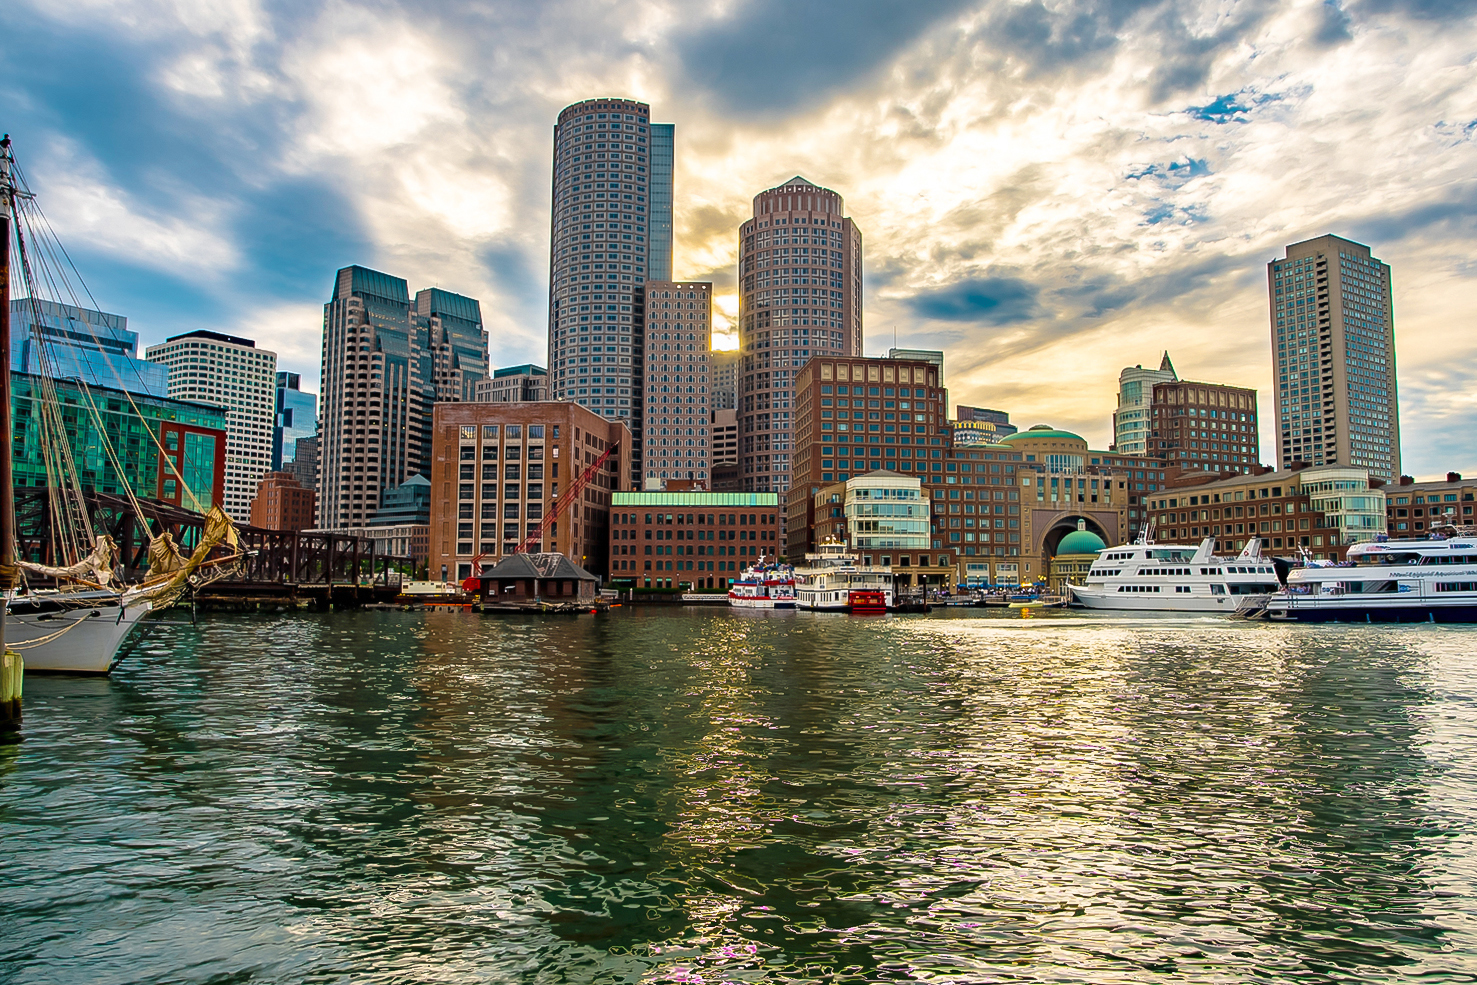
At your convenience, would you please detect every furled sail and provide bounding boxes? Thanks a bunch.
[125,507,241,609]
[18,534,118,588]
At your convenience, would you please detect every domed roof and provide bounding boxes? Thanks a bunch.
[1056,529,1107,555]
[999,425,1086,444]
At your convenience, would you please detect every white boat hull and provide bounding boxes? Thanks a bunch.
[1068,584,1240,613]
[727,595,795,609]
[8,595,153,674]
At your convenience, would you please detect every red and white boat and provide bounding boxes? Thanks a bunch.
[727,562,796,609]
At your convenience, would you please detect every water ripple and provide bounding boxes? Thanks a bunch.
[3,609,1476,983]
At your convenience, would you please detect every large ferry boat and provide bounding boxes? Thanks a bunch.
[792,540,894,613]
[1067,535,1281,612]
[727,562,797,609]
[1265,526,1477,623]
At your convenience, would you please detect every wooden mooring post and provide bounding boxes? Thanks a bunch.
[0,650,20,729]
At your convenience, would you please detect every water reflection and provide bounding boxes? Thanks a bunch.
[1,609,1474,983]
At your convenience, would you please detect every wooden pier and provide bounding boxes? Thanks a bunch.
[16,491,412,608]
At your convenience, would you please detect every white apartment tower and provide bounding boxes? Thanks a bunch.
[546,96,676,488]
[737,177,864,495]
[145,330,277,521]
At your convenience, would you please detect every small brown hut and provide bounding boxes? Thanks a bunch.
[476,552,598,603]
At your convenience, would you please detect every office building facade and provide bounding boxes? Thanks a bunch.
[546,97,676,487]
[1387,473,1475,535]
[317,266,487,530]
[145,330,277,521]
[1269,235,1400,480]
[319,266,426,529]
[475,364,548,403]
[11,372,227,512]
[642,281,711,487]
[1148,379,1259,474]
[737,176,864,494]
[427,401,631,582]
[711,348,739,410]
[420,287,489,403]
[249,471,316,532]
[10,298,169,398]
[1147,466,1385,560]
[1113,353,1177,454]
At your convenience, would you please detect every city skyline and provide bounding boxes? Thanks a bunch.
[2,2,1474,478]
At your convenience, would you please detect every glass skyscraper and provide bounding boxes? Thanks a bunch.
[546,97,676,487]
[272,371,317,469]
[318,266,488,530]
[10,298,168,398]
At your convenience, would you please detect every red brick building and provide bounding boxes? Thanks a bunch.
[248,471,316,531]
[609,490,780,588]
[789,355,951,565]
[428,402,631,582]
[1149,379,1260,474]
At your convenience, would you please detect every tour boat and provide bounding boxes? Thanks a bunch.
[727,562,797,609]
[1264,525,1477,623]
[1066,534,1281,613]
[792,540,895,612]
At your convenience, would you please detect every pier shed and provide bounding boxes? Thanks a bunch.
[477,552,597,602]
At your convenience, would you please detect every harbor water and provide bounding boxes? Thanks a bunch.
[4,608,1477,983]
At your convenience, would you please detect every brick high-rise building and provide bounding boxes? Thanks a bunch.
[737,177,863,495]
[546,97,676,488]
[1269,235,1400,481]
[789,354,947,562]
[427,401,631,582]
[641,281,711,487]
[1148,379,1259,474]
[249,471,316,532]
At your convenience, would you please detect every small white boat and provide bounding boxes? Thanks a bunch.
[792,540,895,612]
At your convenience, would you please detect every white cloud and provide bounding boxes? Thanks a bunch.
[29,137,240,278]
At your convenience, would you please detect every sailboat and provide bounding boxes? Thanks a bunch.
[2,135,242,674]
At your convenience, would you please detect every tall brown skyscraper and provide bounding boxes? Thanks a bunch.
[1268,235,1400,481]
[737,177,863,494]
[641,281,712,486]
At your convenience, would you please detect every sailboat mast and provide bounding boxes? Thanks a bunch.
[1,135,15,661]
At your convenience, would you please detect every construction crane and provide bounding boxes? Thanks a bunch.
[516,438,620,554]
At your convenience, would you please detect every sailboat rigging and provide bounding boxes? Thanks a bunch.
[2,135,243,673]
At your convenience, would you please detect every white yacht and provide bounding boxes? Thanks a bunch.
[1265,526,1477,623]
[793,541,894,612]
[1068,536,1281,612]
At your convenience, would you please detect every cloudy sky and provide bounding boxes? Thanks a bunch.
[3,0,1474,477]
